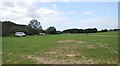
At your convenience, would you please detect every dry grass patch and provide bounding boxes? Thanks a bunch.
[57,40,86,44]
[22,39,116,64]
[23,41,99,64]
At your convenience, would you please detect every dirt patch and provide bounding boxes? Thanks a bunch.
[23,41,117,64]
[24,41,97,64]
[35,57,59,64]
[88,45,96,48]
[87,45,96,49]
[57,40,86,44]
[45,44,79,58]
[99,44,118,54]
[23,43,98,64]
[24,54,97,64]
[66,54,76,57]
[46,51,57,55]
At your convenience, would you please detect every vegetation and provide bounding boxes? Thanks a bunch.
[1,20,119,36]
[2,31,118,64]
[1,19,119,64]
[45,26,57,34]
[28,19,42,30]
[63,28,97,33]
[2,21,29,36]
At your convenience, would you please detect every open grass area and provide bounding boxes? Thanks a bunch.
[0,37,2,65]
[2,31,118,64]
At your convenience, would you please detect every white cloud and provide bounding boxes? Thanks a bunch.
[0,1,117,30]
[0,2,28,20]
[36,7,68,24]
[51,4,57,9]
[83,11,92,15]
[1,2,14,7]
[61,0,69,2]
[24,0,34,6]
[0,2,31,24]
[37,7,59,16]
[0,1,68,26]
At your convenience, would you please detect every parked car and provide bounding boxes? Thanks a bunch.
[39,33,45,36]
[15,32,26,37]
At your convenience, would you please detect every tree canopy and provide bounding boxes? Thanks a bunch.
[45,26,56,34]
[63,28,97,33]
[1,19,119,36]
[28,19,42,30]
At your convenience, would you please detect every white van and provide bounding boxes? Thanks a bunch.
[39,33,45,36]
[15,32,26,37]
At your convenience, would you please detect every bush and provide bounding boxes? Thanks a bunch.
[45,26,56,34]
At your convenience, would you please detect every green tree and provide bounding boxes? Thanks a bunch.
[28,19,42,30]
[28,19,43,35]
[45,26,56,34]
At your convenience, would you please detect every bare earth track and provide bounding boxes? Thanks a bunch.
[23,40,117,64]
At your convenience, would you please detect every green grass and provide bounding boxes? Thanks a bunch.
[0,37,2,65]
[2,31,118,64]
[88,31,118,36]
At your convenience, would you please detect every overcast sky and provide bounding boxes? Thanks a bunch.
[0,0,119,31]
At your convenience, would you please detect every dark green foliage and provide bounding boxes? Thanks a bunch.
[2,21,27,36]
[1,21,44,36]
[45,26,56,34]
[109,29,120,31]
[56,31,61,34]
[84,28,97,33]
[1,20,119,36]
[63,28,81,33]
[63,28,97,33]
[28,19,42,30]
[100,29,108,32]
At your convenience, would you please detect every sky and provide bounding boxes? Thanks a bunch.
[0,0,119,31]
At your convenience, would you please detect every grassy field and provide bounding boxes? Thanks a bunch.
[2,31,118,64]
[0,37,2,65]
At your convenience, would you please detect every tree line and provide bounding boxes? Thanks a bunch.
[1,20,58,36]
[63,28,97,33]
[1,19,119,36]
